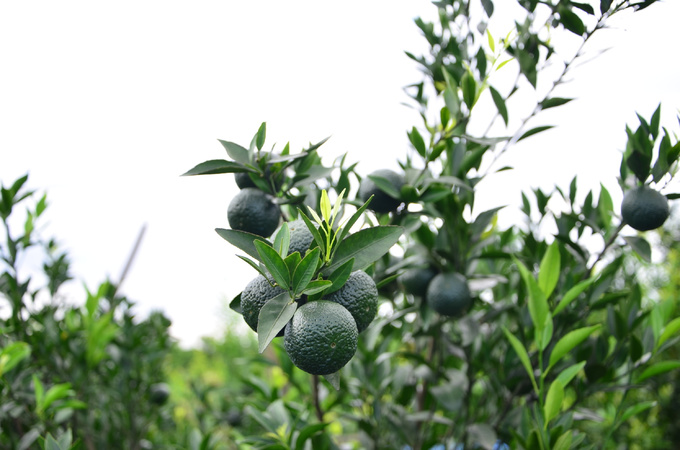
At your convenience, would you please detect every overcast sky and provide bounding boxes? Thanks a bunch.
[1,1,679,347]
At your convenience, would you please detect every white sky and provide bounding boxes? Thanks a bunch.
[1,1,679,347]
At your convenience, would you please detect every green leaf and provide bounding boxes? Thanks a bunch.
[486,29,495,53]
[554,278,595,315]
[323,372,341,390]
[236,255,270,280]
[292,248,321,296]
[215,228,271,262]
[544,380,564,426]
[657,317,680,350]
[518,126,555,142]
[559,7,585,35]
[273,222,290,256]
[540,97,573,110]
[627,149,652,183]
[598,183,614,228]
[255,241,290,290]
[444,86,460,118]
[600,0,613,13]
[182,159,245,176]
[295,423,329,450]
[255,122,266,151]
[229,293,243,314]
[333,195,373,246]
[322,226,403,276]
[623,236,651,263]
[408,127,427,157]
[502,327,538,395]
[0,341,31,376]
[284,252,302,278]
[489,86,508,126]
[320,190,332,224]
[552,429,573,450]
[43,383,74,411]
[481,0,494,17]
[514,257,549,336]
[368,175,401,199]
[538,241,560,298]
[33,375,45,412]
[325,258,355,295]
[257,292,296,353]
[555,361,586,387]
[302,280,332,296]
[619,401,656,424]
[44,434,62,450]
[636,361,680,383]
[461,71,477,110]
[219,140,250,165]
[548,325,601,372]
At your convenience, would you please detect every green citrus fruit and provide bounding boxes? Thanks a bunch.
[400,266,438,297]
[287,219,316,255]
[240,274,286,334]
[322,271,378,332]
[228,188,281,237]
[284,300,358,375]
[426,272,472,317]
[149,382,170,405]
[358,169,405,213]
[621,185,669,231]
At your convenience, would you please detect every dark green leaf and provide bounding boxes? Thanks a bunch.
[295,423,329,450]
[476,47,487,80]
[215,228,271,262]
[182,159,245,176]
[559,7,585,35]
[325,258,355,295]
[323,226,403,276]
[518,126,555,142]
[236,255,269,280]
[626,150,652,183]
[256,122,266,151]
[548,325,601,372]
[333,195,373,246]
[444,86,460,118]
[481,0,494,17]
[636,361,680,383]
[462,71,477,110]
[368,174,401,200]
[292,248,321,296]
[600,0,613,14]
[571,2,595,14]
[229,293,243,314]
[284,252,302,278]
[257,292,295,353]
[623,236,651,262]
[254,241,290,290]
[540,97,574,110]
[502,327,538,395]
[408,127,427,157]
[302,280,332,296]
[650,104,661,139]
[218,140,250,165]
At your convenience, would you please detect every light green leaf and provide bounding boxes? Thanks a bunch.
[555,361,586,387]
[255,240,290,290]
[182,159,245,176]
[502,326,538,395]
[0,341,31,376]
[33,375,44,412]
[552,429,573,450]
[320,190,332,224]
[273,222,290,256]
[657,317,680,350]
[548,325,601,372]
[219,140,250,165]
[257,292,295,353]
[514,257,549,337]
[43,383,74,411]
[623,236,652,263]
[554,278,594,315]
[544,380,565,426]
[538,241,560,298]
[636,360,680,383]
[323,372,341,390]
[302,280,332,296]
[486,29,495,53]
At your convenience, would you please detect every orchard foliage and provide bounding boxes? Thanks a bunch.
[185,0,680,449]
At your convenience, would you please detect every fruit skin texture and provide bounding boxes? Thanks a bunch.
[322,271,378,333]
[284,300,358,375]
[358,169,405,213]
[149,382,170,405]
[621,186,670,231]
[240,275,286,334]
[400,266,438,297]
[287,219,315,256]
[227,188,281,237]
[426,272,472,317]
